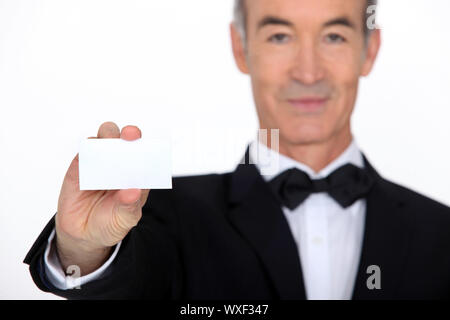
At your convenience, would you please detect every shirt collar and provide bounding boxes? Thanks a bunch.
[249,137,365,182]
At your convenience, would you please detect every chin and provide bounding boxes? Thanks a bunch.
[280,124,329,146]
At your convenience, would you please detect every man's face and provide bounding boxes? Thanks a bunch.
[231,0,380,146]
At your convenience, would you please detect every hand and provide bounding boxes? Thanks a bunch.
[54,122,150,274]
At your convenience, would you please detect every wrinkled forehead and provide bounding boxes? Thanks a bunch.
[245,0,366,33]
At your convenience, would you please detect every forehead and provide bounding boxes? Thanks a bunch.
[245,0,366,28]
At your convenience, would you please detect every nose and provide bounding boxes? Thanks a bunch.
[289,39,325,85]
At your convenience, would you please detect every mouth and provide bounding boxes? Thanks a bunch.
[287,97,329,113]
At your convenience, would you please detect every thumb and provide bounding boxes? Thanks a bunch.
[114,189,143,230]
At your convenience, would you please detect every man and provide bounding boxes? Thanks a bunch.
[24,0,450,300]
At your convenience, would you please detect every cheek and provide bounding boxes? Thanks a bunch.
[249,55,289,107]
[251,53,287,86]
[317,54,361,134]
[322,51,361,108]
[321,43,363,79]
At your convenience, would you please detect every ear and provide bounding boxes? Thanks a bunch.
[361,28,381,77]
[230,22,250,74]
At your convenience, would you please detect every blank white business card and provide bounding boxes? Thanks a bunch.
[79,138,172,190]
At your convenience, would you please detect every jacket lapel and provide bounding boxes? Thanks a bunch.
[226,158,306,299]
[351,153,412,299]
[226,148,412,300]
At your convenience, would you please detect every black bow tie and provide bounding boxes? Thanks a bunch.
[269,163,375,210]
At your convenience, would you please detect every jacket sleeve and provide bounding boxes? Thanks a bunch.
[23,190,183,299]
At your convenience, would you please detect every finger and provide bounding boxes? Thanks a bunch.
[121,125,142,141]
[98,122,120,139]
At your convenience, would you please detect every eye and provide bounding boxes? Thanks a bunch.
[268,33,291,44]
[325,33,346,44]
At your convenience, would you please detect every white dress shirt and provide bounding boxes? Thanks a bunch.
[45,138,366,299]
[44,229,121,290]
[249,138,366,300]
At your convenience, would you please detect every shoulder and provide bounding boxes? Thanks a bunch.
[380,177,450,227]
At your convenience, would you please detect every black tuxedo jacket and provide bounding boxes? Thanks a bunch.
[24,151,450,300]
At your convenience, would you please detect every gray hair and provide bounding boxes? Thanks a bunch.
[233,0,378,44]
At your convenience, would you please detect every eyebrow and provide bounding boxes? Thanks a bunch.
[256,15,356,32]
[257,16,294,31]
[323,16,356,30]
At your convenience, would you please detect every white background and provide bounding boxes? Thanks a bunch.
[1,0,449,299]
